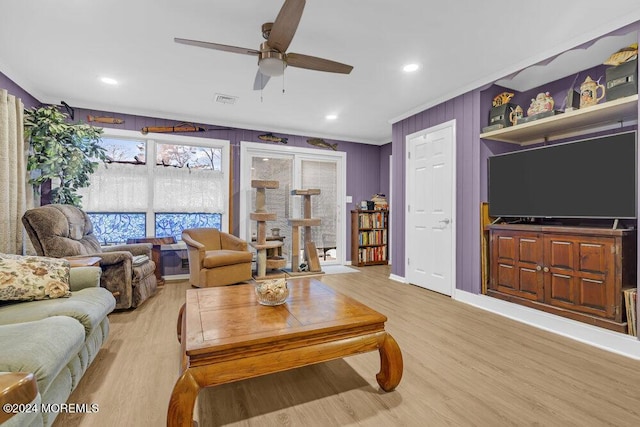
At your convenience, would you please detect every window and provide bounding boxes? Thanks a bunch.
[156,143,221,170]
[88,213,146,244]
[101,137,146,164]
[155,213,222,241]
[77,129,230,243]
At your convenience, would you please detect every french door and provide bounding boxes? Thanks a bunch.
[240,142,346,267]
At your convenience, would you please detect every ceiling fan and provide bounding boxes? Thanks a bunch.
[174,0,353,90]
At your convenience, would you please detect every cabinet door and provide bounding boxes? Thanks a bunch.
[490,230,543,301]
[543,234,615,319]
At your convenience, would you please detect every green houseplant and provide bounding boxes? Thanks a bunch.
[24,105,107,207]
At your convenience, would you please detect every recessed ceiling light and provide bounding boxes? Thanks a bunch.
[100,77,118,85]
[325,114,338,120]
[403,63,420,72]
[214,93,238,104]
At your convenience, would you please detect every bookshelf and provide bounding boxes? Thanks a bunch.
[351,210,389,267]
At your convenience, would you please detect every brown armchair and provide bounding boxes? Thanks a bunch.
[182,228,253,287]
[22,204,157,309]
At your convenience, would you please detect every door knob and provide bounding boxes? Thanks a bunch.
[536,265,542,271]
[543,267,549,273]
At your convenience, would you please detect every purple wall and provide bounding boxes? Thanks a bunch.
[391,74,636,293]
[391,91,482,292]
[0,70,391,261]
[71,107,388,260]
[0,71,40,109]
[379,143,392,199]
[392,23,640,297]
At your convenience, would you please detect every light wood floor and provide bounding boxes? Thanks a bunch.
[54,266,640,426]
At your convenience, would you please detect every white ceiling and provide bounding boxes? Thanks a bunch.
[2,1,640,145]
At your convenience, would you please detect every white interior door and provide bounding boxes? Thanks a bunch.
[405,120,456,295]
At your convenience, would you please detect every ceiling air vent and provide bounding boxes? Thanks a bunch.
[214,93,238,105]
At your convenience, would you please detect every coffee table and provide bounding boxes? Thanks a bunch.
[167,278,403,427]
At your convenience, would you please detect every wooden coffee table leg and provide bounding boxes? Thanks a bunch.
[167,369,201,427]
[177,303,185,343]
[376,332,403,391]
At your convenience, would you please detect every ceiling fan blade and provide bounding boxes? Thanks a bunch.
[174,37,259,56]
[253,70,271,90]
[286,53,353,74]
[268,0,306,52]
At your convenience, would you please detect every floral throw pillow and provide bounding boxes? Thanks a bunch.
[0,253,71,301]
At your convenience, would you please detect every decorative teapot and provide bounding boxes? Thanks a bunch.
[579,76,605,108]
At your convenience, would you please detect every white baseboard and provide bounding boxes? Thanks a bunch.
[454,290,640,360]
[389,274,406,283]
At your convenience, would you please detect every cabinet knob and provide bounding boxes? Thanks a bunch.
[543,267,549,273]
[536,265,542,271]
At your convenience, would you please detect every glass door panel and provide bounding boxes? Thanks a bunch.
[250,156,293,262]
[300,159,339,263]
[241,141,345,267]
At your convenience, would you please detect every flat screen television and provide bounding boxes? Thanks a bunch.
[488,131,637,219]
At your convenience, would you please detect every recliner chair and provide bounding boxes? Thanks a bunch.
[22,204,157,309]
[182,228,253,287]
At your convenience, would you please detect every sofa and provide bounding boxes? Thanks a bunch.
[0,255,115,427]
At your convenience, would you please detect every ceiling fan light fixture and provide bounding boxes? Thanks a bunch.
[259,57,286,77]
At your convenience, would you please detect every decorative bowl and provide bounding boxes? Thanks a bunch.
[255,278,289,306]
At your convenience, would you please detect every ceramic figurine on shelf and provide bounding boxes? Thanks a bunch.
[603,43,638,66]
[492,92,514,107]
[579,76,606,108]
[509,105,523,125]
[527,92,554,116]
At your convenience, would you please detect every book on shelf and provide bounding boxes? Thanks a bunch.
[358,246,387,263]
[358,211,387,229]
[358,229,387,246]
[623,288,637,337]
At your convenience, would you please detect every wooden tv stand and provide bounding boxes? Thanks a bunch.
[488,224,637,333]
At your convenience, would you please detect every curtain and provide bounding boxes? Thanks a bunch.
[78,162,225,213]
[78,163,149,211]
[153,167,224,213]
[0,89,30,254]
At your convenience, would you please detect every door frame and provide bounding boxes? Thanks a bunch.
[239,141,347,265]
[404,119,457,295]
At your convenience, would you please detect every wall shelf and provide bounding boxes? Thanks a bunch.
[480,94,638,145]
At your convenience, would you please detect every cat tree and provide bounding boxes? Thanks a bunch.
[287,189,323,276]
[250,180,286,280]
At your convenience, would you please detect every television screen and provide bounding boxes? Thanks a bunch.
[488,131,637,219]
